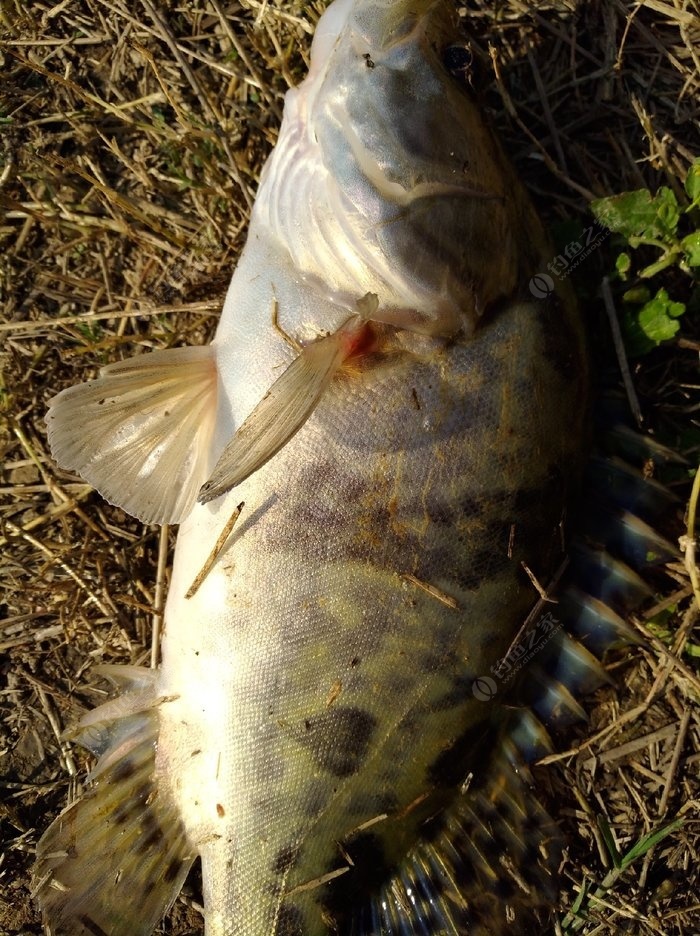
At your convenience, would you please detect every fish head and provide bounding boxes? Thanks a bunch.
[258,0,547,338]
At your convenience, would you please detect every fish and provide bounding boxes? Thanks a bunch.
[32,0,641,933]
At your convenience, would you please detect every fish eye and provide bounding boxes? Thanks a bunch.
[443,43,475,88]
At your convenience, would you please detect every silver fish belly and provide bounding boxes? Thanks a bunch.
[35,2,589,935]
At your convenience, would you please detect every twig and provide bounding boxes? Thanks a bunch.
[0,301,220,333]
[151,524,169,668]
[400,573,460,610]
[2,519,114,621]
[680,462,700,610]
[186,503,245,599]
[601,276,643,428]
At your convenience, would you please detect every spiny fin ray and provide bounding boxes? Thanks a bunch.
[350,747,562,935]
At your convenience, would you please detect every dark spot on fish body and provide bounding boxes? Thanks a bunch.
[321,832,391,923]
[300,777,331,819]
[111,797,136,827]
[132,782,153,807]
[164,855,183,883]
[300,706,376,778]
[416,648,456,677]
[430,671,480,712]
[135,821,165,855]
[111,757,136,784]
[537,292,588,385]
[275,905,305,936]
[425,500,455,525]
[344,788,400,818]
[454,545,511,592]
[459,492,489,519]
[511,472,570,568]
[273,842,301,875]
[265,877,284,900]
[513,469,566,520]
[427,721,491,789]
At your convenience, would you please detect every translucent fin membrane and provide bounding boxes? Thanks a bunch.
[568,542,652,613]
[583,509,678,569]
[199,319,366,503]
[33,667,194,936]
[46,346,218,525]
[507,708,554,763]
[585,455,678,524]
[600,423,688,469]
[560,588,639,655]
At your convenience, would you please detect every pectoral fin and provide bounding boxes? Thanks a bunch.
[199,319,367,504]
[46,345,217,525]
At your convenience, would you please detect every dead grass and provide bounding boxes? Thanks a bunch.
[0,1,698,934]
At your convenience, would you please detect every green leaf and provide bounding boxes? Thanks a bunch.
[623,286,650,304]
[597,815,622,869]
[591,187,680,242]
[591,190,658,239]
[620,818,684,869]
[615,252,632,275]
[569,878,589,917]
[681,231,700,267]
[685,158,700,207]
[637,288,685,345]
[654,186,681,238]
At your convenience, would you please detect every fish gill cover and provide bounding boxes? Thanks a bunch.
[0,2,698,935]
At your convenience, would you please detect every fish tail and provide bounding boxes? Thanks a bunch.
[32,666,194,936]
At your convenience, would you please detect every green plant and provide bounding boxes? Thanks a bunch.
[559,815,685,932]
[591,159,700,356]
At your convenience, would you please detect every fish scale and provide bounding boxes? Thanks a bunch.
[32,0,675,934]
[168,314,582,935]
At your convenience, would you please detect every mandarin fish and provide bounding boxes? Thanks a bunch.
[34,1,675,934]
